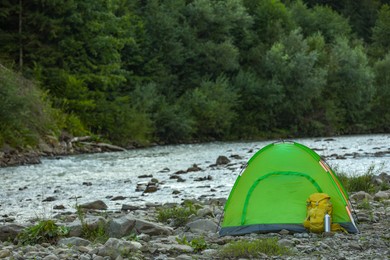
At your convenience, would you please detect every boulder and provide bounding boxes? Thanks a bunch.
[144,183,158,193]
[374,190,390,201]
[0,250,11,258]
[134,218,173,236]
[107,214,172,237]
[350,191,373,201]
[197,207,214,218]
[121,204,140,211]
[152,242,194,254]
[0,224,25,241]
[194,175,212,182]
[98,238,142,258]
[186,219,218,234]
[57,237,91,246]
[107,215,136,238]
[65,216,107,237]
[79,200,108,210]
[216,156,230,165]
[187,164,202,172]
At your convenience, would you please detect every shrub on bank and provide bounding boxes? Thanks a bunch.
[156,201,200,227]
[17,220,68,245]
[336,165,387,193]
[217,238,291,258]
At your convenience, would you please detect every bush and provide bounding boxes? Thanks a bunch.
[176,235,208,252]
[156,201,199,227]
[218,238,291,258]
[76,205,108,244]
[18,220,68,245]
[336,165,378,193]
[0,66,64,148]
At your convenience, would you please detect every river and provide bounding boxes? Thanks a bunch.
[1,134,389,223]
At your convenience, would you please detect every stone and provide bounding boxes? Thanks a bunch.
[134,218,173,236]
[121,204,139,211]
[202,249,218,257]
[186,219,218,234]
[187,164,202,172]
[0,224,25,241]
[176,254,193,260]
[42,196,57,202]
[136,182,148,192]
[150,178,159,183]
[107,215,136,238]
[57,237,91,246]
[230,154,242,159]
[66,216,107,237]
[350,191,373,201]
[194,175,212,181]
[144,183,158,193]
[374,190,390,201]
[98,238,141,259]
[110,196,126,201]
[279,229,290,235]
[216,156,230,165]
[0,249,11,258]
[197,207,214,218]
[79,200,108,210]
[42,254,59,260]
[53,205,65,210]
[152,243,193,253]
[138,174,153,178]
[79,254,91,260]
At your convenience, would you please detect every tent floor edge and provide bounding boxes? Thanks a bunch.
[219,224,307,236]
[219,222,359,236]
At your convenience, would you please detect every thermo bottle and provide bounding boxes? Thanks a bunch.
[324,213,331,232]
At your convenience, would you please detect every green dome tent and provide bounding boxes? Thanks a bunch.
[219,141,359,236]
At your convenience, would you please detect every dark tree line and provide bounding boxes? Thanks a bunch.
[0,0,389,148]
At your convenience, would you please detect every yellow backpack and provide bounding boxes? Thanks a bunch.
[303,193,332,233]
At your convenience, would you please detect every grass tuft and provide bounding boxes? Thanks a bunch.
[17,219,68,245]
[176,235,208,252]
[156,201,199,227]
[76,205,109,243]
[336,165,377,193]
[217,238,291,258]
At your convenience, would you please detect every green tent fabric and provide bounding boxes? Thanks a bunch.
[219,141,359,236]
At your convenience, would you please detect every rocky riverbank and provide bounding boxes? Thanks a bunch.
[0,188,389,260]
[0,136,128,168]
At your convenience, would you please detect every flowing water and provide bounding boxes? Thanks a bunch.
[1,134,389,223]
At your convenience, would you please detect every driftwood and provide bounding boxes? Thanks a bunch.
[79,142,126,152]
[70,136,92,143]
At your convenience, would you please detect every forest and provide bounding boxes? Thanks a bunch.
[0,0,389,149]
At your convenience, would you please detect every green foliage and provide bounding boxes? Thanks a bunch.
[0,66,63,147]
[246,0,294,45]
[156,201,200,228]
[336,166,377,193]
[371,53,390,132]
[176,235,208,252]
[1,0,390,145]
[326,37,374,133]
[218,238,291,258]
[371,4,390,58]
[153,101,195,143]
[263,29,327,133]
[357,198,371,210]
[184,75,238,139]
[18,220,68,245]
[76,205,108,244]
[290,1,351,42]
